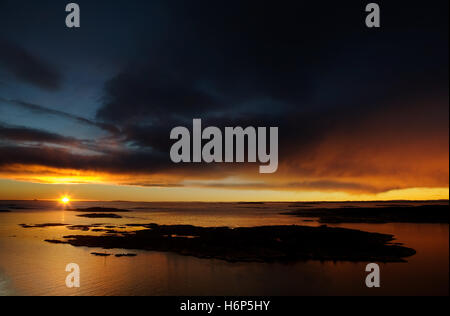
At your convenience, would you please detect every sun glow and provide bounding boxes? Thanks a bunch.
[60,196,71,205]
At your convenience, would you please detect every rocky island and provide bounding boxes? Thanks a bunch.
[71,207,130,213]
[45,223,416,263]
[76,213,123,219]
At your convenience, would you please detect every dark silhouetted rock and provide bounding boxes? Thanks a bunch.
[71,207,130,213]
[67,225,91,231]
[91,252,111,257]
[45,239,69,244]
[282,204,449,224]
[20,223,69,228]
[76,213,122,219]
[50,223,416,263]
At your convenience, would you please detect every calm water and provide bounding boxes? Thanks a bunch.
[0,201,448,296]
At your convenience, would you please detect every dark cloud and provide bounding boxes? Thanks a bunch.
[95,0,448,136]
[97,66,219,124]
[0,123,121,156]
[184,179,383,193]
[0,145,164,174]
[0,124,81,145]
[0,37,62,91]
[0,0,448,194]
[89,1,449,192]
[0,97,119,134]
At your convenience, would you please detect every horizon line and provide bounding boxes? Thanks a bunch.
[0,199,448,203]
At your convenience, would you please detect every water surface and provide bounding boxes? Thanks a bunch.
[0,201,447,296]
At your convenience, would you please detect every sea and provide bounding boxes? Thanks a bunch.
[0,200,447,296]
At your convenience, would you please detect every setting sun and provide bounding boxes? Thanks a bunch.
[60,196,70,205]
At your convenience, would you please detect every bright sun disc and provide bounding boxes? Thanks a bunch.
[61,196,70,204]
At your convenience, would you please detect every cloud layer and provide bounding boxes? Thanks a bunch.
[0,0,448,196]
[0,38,62,91]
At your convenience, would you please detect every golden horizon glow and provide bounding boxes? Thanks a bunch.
[0,178,447,202]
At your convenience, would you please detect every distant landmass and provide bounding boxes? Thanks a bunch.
[282,204,449,224]
[70,207,130,213]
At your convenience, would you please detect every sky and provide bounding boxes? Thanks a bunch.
[0,0,448,201]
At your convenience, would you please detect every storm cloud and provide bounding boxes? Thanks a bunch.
[0,0,448,195]
[0,37,62,91]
